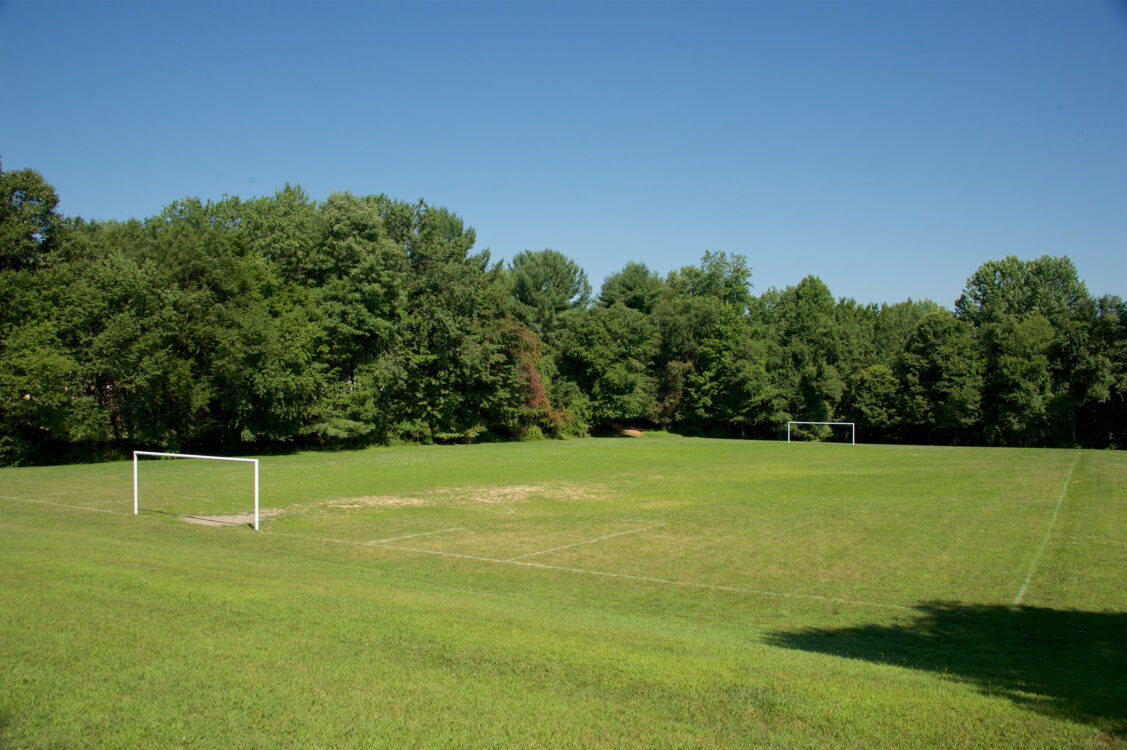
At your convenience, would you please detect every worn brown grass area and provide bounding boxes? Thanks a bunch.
[180,509,283,526]
[325,483,604,511]
[329,495,430,509]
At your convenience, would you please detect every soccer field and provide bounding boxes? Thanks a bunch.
[1,434,1124,747]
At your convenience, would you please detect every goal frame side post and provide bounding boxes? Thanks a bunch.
[786,421,856,445]
[133,451,260,531]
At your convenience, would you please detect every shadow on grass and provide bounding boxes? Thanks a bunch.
[766,602,1127,737]
[140,508,254,529]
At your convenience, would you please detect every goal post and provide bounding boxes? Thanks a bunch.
[133,451,259,531]
[786,421,855,445]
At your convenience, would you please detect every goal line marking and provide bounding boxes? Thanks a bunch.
[0,494,125,515]
[506,524,663,562]
[1012,452,1081,608]
[268,527,911,612]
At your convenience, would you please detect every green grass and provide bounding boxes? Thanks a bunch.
[1,434,1124,748]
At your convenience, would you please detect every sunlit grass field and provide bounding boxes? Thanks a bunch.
[2,434,1124,747]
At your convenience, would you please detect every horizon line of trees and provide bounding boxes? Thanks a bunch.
[1,164,1124,465]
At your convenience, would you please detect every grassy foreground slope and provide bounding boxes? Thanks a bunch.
[1,435,1124,748]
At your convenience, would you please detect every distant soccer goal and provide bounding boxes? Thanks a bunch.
[133,451,259,531]
[786,421,855,445]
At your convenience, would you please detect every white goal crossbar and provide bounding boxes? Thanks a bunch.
[133,451,259,531]
[786,421,855,445]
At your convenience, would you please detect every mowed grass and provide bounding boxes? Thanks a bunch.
[1,434,1124,748]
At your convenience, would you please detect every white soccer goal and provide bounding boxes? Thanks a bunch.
[133,451,260,531]
[786,421,855,445]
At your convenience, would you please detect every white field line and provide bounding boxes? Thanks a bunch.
[1012,452,1081,608]
[268,528,911,612]
[0,494,125,515]
[75,499,129,508]
[0,488,129,506]
[506,524,663,561]
[5,492,910,614]
[268,527,465,548]
[370,527,468,544]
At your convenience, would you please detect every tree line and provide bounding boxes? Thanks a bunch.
[1,165,1124,464]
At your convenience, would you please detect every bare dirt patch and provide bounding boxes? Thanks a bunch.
[180,509,282,527]
[621,429,645,438]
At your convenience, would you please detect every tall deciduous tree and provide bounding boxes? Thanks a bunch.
[872,299,942,368]
[665,251,751,312]
[0,165,61,272]
[846,364,901,439]
[652,253,778,435]
[1070,295,1127,448]
[898,311,983,444]
[979,313,1054,446]
[955,255,1088,328]
[761,276,845,424]
[557,304,658,426]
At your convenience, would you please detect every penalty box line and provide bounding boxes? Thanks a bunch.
[269,527,911,613]
[379,542,912,613]
[506,524,665,562]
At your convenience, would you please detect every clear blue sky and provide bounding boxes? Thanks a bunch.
[2,0,1124,306]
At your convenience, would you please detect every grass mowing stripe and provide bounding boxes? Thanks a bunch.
[505,558,918,613]
[265,528,912,612]
[0,494,125,515]
[383,541,919,613]
[506,524,665,561]
[1012,451,1082,608]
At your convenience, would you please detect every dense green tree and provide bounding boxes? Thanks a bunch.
[759,276,845,424]
[3,166,1123,463]
[898,311,983,444]
[677,301,776,434]
[397,207,492,440]
[387,207,562,442]
[665,251,752,311]
[872,299,943,368]
[557,304,658,425]
[506,249,591,340]
[1069,295,1127,448]
[0,165,62,272]
[845,364,901,440]
[242,184,324,284]
[312,193,408,376]
[979,314,1054,446]
[956,255,1100,448]
[598,261,665,314]
[955,255,1088,328]
[652,255,778,435]
[0,322,100,463]
[832,299,878,385]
